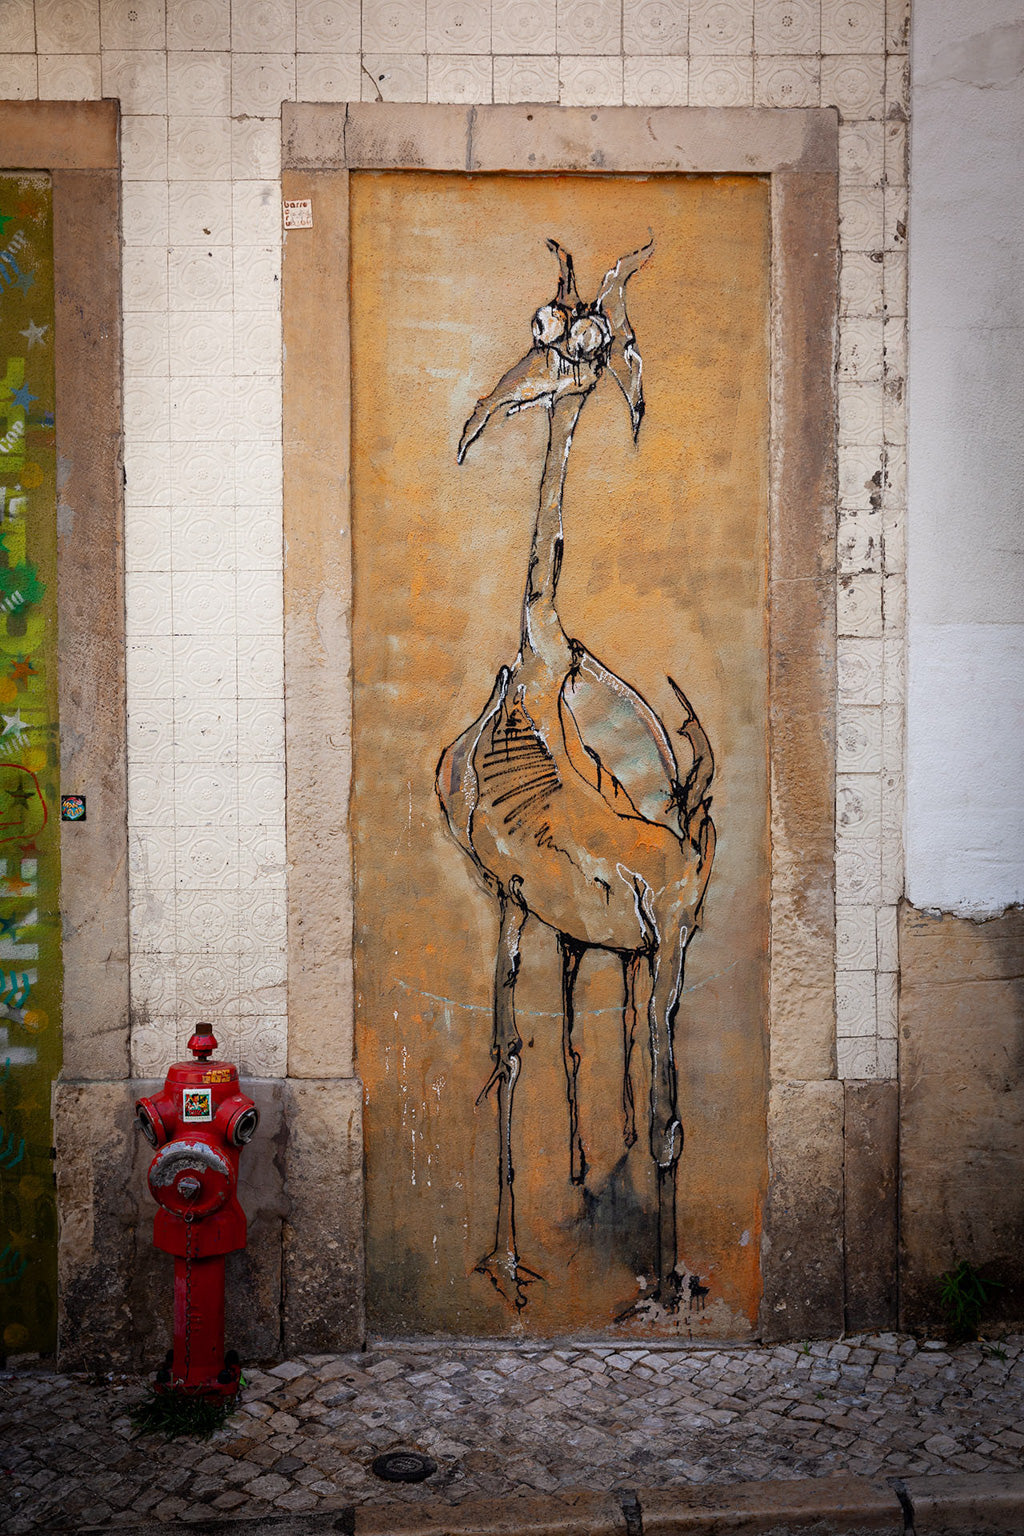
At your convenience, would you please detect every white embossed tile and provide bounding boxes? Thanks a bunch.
[363,0,427,52]
[836,837,882,906]
[172,570,237,633]
[837,703,883,773]
[361,53,428,98]
[839,120,883,185]
[297,0,361,49]
[836,969,877,1038]
[124,441,173,507]
[101,49,168,113]
[558,55,623,105]
[125,311,170,376]
[882,571,904,635]
[237,823,287,885]
[875,1036,896,1079]
[838,571,882,638]
[124,373,170,439]
[3,0,35,51]
[122,116,169,180]
[122,180,169,246]
[839,187,883,252]
[176,955,241,1014]
[236,571,284,633]
[170,378,236,443]
[36,0,100,52]
[126,570,174,633]
[232,115,282,176]
[232,51,296,113]
[130,828,177,891]
[837,637,883,706]
[167,0,231,49]
[236,763,286,824]
[167,116,233,179]
[491,0,555,53]
[836,773,882,841]
[236,889,287,952]
[876,971,897,1039]
[127,636,175,699]
[623,0,686,54]
[173,634,238,698]
[840,316,884,382]
[233,378,281,439]
[821,0,882,54]
[237,701,285,760]
[234,1019,287,1076]
[167,50,232,114]
[689,54,753,105]
[883,120,907,187]
[689,0,752,55]
[176,889,242,952]
[427,0,491,53]
[175,762,239,825]
[168,180,234,244]
[296,52,362,99]
[838,381,883,446]
[0,56,37,97]
[169,246,234,310]
[884,186,907,252]
[837,1035,879,1080]
[838,508,881,574]
[492,55,559,101]
[37,54,102,98]
[557,0,622,56]
[886,0,908,52]
[754,0,819,56]
[171,312,235,376]
[100,0,166,48]
[129,701,174,761]
[232,182,281,245]
[130,889,178,956]
[233,246,282,308]
[427,54,492,101]
[840,252,883,319]
[835,904,875,969]
[882,637,903,703]
[624,56,687,105]
[820,53,884,118]
[175,826,239,887]
[172,442,235,505]
[125,505,172,571]
[123,248,169,314]
[236,956,286,1013]
[237,634,284,695]
[234,310,281,374]
[232,0,296,51]
[876,904,898,972]
[128,763,177,823]
[234,441,283,502]
[171,507,236,570]
[753,56,818,108]
[132,1021,181,1077]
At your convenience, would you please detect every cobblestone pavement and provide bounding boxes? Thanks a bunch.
[3,1333,1023,1531]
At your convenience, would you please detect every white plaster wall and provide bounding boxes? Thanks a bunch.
[907,0,1024,916]
[2,0,910,1080]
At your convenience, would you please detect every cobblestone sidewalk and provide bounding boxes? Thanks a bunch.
[3,1332,1023,1531]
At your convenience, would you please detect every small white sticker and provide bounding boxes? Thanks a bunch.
[283,198,313,230]
[182,1086,213,1123]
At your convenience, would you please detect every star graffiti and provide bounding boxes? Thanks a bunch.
[19,321,48,349]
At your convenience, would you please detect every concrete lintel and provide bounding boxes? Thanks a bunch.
[283,102,839,175]
[0,100,119,169]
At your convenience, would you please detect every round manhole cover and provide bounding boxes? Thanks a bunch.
[371,1450,437,1483]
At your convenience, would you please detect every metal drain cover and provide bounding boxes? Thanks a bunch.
[371,1450,437,1483]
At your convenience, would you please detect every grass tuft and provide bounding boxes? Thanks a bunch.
[129,1386,238,1441]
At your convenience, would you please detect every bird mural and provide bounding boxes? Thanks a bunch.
[435,235,717,1313]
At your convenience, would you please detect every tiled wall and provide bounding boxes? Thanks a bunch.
[2,0,909,1082]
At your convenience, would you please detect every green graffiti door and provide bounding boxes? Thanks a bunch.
[0,175,61,1356]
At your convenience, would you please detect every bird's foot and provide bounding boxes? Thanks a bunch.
[475,1247,544,1312]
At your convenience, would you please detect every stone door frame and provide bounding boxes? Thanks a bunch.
[281,103,855,1340]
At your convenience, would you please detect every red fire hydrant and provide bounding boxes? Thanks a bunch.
[135,1024,258,1397]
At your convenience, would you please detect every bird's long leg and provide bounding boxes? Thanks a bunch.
[620,951,644,1149]
[475,878,542,1309]
[646,913,689,1306]
[558,933,587,1185]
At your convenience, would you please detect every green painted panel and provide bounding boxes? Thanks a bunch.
[0,175,61,1357]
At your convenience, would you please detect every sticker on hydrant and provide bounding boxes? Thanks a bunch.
[182,1087,213,1122]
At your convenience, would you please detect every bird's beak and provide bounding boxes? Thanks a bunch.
[457,347,558,463]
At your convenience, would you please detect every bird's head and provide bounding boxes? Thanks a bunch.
[457,234,655,463]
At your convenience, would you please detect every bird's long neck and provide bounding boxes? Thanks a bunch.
[520,395,584,660]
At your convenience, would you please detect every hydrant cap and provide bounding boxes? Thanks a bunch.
[187,1022,218,1061]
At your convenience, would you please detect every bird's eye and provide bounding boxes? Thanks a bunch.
[533,304,568,347]
[566,314,610,362]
